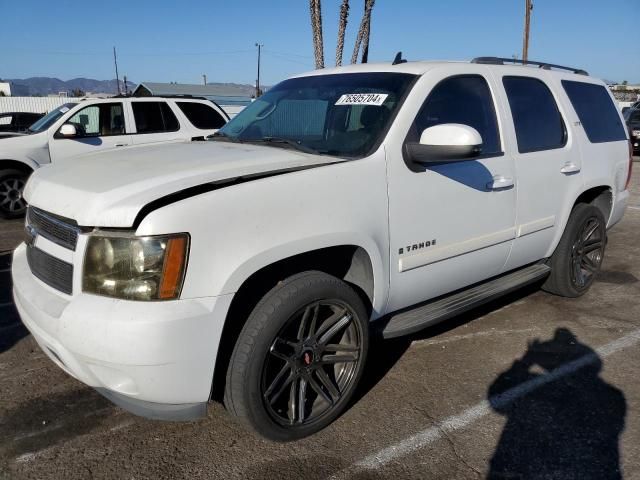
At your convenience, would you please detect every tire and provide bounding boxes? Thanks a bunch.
[0,169,30,219]
[542,203,606,297]
[224,271,369,441]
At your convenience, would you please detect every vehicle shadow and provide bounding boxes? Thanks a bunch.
[0,251,29,354]
[486,328,626,479]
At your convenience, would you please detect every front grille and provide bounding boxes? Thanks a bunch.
[27,207,80,251]
[26,245,73,295]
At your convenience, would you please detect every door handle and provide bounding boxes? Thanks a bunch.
[560,162,581,174]
[486,175,514,191]
[115,143,127,147]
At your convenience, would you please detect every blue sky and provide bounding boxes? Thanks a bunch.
[1,0,638,85]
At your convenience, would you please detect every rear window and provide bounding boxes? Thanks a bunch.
[132,102,180,134]
[176,102,226,129]
[562,81,627,143]
[503,76,566,153]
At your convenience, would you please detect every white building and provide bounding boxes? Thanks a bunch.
[0,82,11,96]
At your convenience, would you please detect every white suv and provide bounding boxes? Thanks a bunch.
[12,57,632,441]
[0,97,229,218]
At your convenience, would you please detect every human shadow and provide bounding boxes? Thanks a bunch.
[487,328,626,480]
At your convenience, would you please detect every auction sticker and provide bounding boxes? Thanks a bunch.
[335,93,388,106]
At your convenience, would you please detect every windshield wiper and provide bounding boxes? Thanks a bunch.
[251,137,319,155]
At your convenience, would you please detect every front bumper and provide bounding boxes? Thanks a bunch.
[12,243,234,420]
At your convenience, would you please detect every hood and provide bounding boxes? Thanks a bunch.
[0,131,28,139]
[0,131,50,164]
[25,141,342,227]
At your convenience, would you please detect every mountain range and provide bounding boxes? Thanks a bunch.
[3,77,258,97]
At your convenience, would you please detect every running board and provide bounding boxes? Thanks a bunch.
[382,264,551,339]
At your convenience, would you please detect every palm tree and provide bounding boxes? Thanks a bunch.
[335,0,350,66]
[309,0,325,69]
[350,0,375,64]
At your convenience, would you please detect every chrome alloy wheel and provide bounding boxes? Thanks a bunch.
[570,215,605,288]
[261,301,363,427]
[0,176,27,216]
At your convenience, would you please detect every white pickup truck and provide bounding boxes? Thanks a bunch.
[12,57,632,441]
[0,96,229,218]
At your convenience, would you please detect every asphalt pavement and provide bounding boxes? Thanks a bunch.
[1,164,640,479]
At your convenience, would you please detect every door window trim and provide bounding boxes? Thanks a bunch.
[502,75,568,154]
[402,74,505,172]
[130,101,181,135]
[54,102,127,139]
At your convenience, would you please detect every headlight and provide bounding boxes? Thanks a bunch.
[83,232,189,301]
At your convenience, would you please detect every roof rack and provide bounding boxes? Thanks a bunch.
[471,57,588,76]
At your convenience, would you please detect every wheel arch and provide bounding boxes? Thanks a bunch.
[210,242,382,402]
[0,159,35,174]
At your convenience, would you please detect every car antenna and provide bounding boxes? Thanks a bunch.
[392,52,407,65]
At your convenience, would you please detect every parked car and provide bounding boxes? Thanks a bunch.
[0,96,229,218]
[13,57,631,441]
[624,107,640,153]
[0,111,44,135]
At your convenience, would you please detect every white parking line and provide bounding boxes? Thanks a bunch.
[627,206,640,210]
[330,327,640,479]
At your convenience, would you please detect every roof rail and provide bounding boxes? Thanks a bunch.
[471,57,588,76]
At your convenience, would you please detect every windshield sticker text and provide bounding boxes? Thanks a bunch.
[335,93,389,106]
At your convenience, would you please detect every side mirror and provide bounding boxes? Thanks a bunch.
[406,124,482,164]
[58,123,78,138]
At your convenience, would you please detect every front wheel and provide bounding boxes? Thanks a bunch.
[224,271,369,441]
[0,169,30,219]
[542,203,606,297]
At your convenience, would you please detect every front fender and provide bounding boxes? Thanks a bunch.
[220,233,388,318]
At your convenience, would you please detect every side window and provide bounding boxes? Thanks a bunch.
[176,102,226,129]
[561,81,627,143]
[502,76,566,153]
[132,102,180,134]
[66,103,125,137]
[408,75,501,155]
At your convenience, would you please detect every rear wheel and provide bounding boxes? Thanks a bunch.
[224,271,369,441]
[0,169,29,219]
[542,203,606,297]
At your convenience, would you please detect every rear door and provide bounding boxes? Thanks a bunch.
[495,73,583,271]
[48,102,132,161]
[130,100,184,145]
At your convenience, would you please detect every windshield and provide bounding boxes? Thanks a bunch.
[214,72,416,157]
[28,103,78,133]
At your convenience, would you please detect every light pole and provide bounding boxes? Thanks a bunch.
[255,43,264,98]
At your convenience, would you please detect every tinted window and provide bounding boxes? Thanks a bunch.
[503,76,566,153]
[409,75,501,155]
[66,103,125,137]
[132,102,180,134]
[562,81,627,143]
[629,110,640,124]
[177,102,226,129]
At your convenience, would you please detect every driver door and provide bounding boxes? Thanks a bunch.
[386,70,517,312]
[49,102,132,161]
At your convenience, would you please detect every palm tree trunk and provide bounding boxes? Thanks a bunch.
[350,0,375,64]
[335,0,350,66]
[360,0,375,63]
[310,0,325,69]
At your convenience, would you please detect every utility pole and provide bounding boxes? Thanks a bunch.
[522,0,533,63]
[113,46,121,95]
[255,42,263,98]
